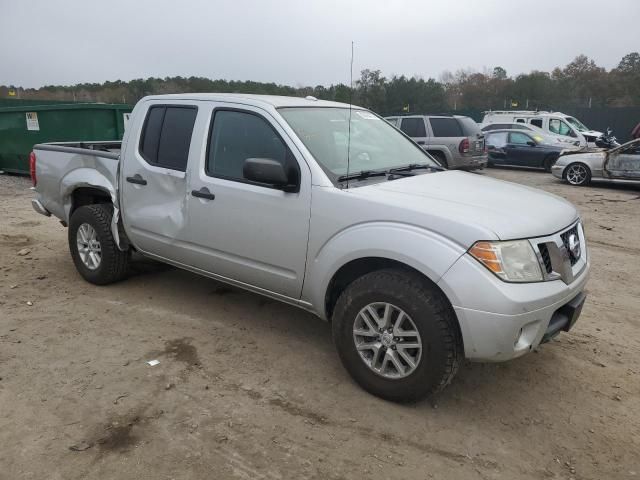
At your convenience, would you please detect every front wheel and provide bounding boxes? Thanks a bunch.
[564,162,591,186]
[332,269,461,402]
[69,204,130,285]
[543,155,557,173]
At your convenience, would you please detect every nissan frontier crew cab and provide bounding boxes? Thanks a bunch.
[30,94,589,402]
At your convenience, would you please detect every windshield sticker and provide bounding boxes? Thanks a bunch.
[355,111,379,120]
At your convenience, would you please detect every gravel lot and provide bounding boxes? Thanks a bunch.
[1,168,639,479]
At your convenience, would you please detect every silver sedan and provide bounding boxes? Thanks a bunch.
[552,138,640,186]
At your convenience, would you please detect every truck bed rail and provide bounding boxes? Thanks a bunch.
[34,141,121,160]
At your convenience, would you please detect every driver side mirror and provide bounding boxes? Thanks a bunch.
[243,158,298,192]
[526,141,537,147]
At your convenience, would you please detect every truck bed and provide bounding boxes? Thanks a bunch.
[32,141,122,223]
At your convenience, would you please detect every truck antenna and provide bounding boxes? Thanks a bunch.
[346,41,354,189]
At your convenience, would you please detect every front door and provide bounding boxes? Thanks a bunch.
[605,140,640,180]
[505,131,537,166]
[182,104,311,299]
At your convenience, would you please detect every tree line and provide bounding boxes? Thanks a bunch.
[2,53,639,116]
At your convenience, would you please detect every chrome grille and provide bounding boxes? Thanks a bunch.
[560,225,580,265]
[534,221,585,284]
[538,243,553,273]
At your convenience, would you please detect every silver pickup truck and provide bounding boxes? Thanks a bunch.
[31,94,589,402]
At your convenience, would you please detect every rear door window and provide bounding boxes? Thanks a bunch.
[487,132,508,148]
[530,118,543,128]
[429,118,463,137]
[139,105,197,171]
[400,118,426,137]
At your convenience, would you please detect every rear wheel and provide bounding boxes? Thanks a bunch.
[69,204,130,285]
[332,269,461,402]
[564,162,591,186]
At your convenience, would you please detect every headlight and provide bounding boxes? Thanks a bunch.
[469,240,543,282]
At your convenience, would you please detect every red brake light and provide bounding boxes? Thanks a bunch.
[459,138,470,154]
[29,151,37,187]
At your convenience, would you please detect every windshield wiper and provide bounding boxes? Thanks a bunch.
[336,170,389,182]
[388,163,444,173]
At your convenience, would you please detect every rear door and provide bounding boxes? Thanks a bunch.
[485,132,508,163]
[399,117,428,146]
[428,117,464,156]
[120,101,199,261]
[605,140,640,180]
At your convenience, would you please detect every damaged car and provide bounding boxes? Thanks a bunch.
[552,138,640,186]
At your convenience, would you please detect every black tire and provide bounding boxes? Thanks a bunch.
[564,162,592,186]
[430,151,448,169]
[68,204,130,285]
[543,155,557,173]
[332,269,461,402]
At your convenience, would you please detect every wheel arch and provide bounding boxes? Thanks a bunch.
[323,256,464,354]
[426,148,451,167]
[60,167,117,223]
[563,161,592,185]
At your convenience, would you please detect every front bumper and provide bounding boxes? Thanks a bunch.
[551,164,565,179]
[437,249,590,362]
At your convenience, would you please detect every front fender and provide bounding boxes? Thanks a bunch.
[303,222,467,319]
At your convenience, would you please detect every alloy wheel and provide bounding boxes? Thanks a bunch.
[76,223,102,270]
[352,302,422,379]
[566,164,589,185]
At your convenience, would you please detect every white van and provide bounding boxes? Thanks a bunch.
[481,111,602,147]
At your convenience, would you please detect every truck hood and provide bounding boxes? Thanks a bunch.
[354,171,578,243]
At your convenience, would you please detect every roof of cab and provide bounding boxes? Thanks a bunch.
[140,93,357,109]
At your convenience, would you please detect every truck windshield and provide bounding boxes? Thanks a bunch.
[565,116,589,132]
[279,107,439,181]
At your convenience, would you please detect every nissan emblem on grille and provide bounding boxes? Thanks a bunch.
[568,233,581,260]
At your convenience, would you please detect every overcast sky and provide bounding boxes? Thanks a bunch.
[2,0,639,88]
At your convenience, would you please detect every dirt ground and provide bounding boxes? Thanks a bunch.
[1,168,639,480]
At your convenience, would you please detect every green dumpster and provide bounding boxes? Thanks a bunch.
[0,102,132,174]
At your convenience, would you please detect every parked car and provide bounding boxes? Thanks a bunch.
[552,138,640,186]
[485,130,565,171]
[481,110,602,147]
[481,122,581,147]
[385,114,487,169]
[30,94,589,402]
